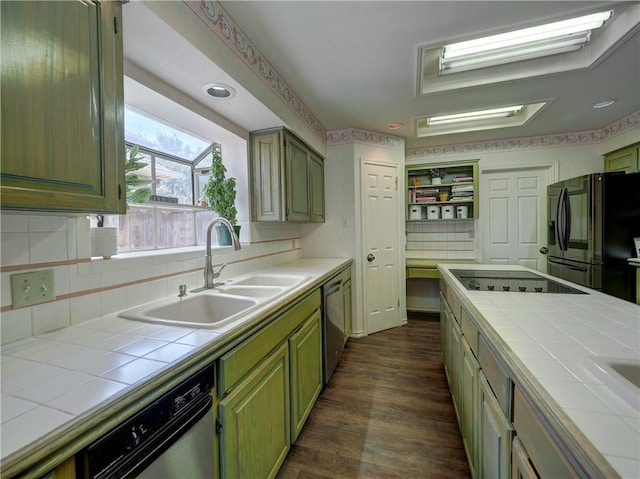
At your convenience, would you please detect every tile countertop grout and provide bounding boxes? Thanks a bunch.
[438,263,640,479]
[0,257,352,479]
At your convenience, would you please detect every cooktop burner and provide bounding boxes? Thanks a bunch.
[450,269,586,294]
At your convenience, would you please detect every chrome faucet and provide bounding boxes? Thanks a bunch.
[201,217,241,289]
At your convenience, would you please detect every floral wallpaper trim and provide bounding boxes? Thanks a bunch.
[326,128,405,148]
[186,1,326,142]
[406,110,640,159]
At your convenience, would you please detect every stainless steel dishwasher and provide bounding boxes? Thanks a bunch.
[76,363,216,479]
[323,275,345,385]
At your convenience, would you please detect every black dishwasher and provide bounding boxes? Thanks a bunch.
[76,363,216,479]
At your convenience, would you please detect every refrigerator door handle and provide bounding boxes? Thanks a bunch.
[548,257,588,272]
[556,188,571,251]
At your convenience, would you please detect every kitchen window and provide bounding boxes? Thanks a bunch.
[93,106,224,253]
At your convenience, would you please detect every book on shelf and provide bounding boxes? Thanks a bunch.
[452,176,473,183]
[451,184,474,193]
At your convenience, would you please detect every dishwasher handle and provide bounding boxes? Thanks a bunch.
[324,280,342,297]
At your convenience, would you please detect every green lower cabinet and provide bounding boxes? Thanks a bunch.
[450,316,463,425]
[219,342,291,479]
[461,338,479,478]
[289,310,323,441]
[478,372,513,479]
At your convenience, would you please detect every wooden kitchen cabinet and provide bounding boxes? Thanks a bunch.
[1,0,126,214]
[478,371,513,479]
[218,342,290,479]
[461,337,479,478]
[250,127,324,223]
[343,277,352,343]
[406,160,479,221]
[216,290,322,478]
[289,310,323,441]
[604,143,639,173]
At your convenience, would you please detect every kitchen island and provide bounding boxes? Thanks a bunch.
[0,258,351,478]
[438,263,639,478]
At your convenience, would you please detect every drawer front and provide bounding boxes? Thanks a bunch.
[478,335,511,418]
[218,290,321,395]
[460,307,478,354]
[407,267,440,279]
[443,282,462,323]
[513,387,578,479]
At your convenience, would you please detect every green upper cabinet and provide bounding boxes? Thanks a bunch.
[250,127,325,223]
[604,143,639,173]
[406,160,479,221]
[1,0,126,214]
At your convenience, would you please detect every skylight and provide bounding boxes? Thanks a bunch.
[439,10,612,74]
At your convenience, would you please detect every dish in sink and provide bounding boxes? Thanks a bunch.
[118,292,259,329]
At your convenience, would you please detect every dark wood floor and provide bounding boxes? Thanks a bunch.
[277,313,471,479]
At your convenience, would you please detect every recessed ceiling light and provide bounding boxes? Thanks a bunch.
[426,105,524,126]
[387,123,403,130]
[592,100,615,109]
[202,83,236,100]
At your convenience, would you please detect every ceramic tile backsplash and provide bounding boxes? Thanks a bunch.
[406,219,477,259]
[0,213,303,345]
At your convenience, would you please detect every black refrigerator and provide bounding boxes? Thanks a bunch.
[546,172,640,302]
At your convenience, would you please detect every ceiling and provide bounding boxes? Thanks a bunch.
[123,1,640,150]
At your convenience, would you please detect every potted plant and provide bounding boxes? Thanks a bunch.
[91,145,152,258]
[202,147,240,245]
[429,168,447,185]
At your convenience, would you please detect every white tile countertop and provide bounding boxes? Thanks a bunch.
[438,263,640,479]
[0,258,351,478]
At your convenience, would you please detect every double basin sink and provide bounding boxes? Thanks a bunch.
[118,273,309,330]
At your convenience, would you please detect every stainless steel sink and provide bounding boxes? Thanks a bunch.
[586,356,640,411]
[118,292,259,329]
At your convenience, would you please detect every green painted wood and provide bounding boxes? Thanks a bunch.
[249,127,325,223]
[289,310,323,441]
[461,338,479,478]
[218,290,321,395]
[407,267,440,279]
[309,152,325,223]
[1,1,125,213]
[604,143,639,173]
[285,133,311,222]
[343,278,352,343]
[478,371,513,479]
[251,130,284,221]
[219,343,290,479]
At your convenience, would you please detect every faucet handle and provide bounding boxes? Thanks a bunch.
[178,284,187,297]
[212,263,227,279]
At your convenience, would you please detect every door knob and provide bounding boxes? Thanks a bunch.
[539,247,549,254]
[367,253,375,262]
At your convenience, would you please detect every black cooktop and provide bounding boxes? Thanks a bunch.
[450,269,586,294]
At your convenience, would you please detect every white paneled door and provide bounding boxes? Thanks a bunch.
[481,167,550,272]
[362,160,401,335]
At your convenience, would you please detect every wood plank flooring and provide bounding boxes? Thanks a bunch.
[277,313,471,479]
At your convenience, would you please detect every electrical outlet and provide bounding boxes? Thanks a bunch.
[10,269,56,309]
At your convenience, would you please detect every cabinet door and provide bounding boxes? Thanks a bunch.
[461,338,479,478]
[450,316,463,426]
[511,437,538,479]
[289,310,323,441]
[604,144,639,173]
[440,296,452,383]
[478,372,514,479]
[251,130,284,221]
[309,152,325,222]
[219,343,290,479]
[343,279,352,343]
[285,134,311,222]
[1,1,125,213]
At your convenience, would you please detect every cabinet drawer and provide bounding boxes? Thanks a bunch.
[218,290,321,395]
[407,267,440,279]
[513,386,578,479]
[442,282,462,323]
[460,307,478,354]
[478,335,512,418]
